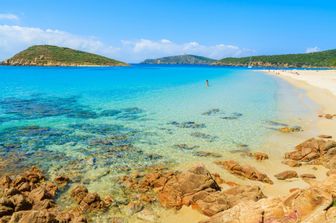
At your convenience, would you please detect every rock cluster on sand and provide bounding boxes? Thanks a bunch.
[0,167,110,223]
[121,165,265,217]
[318,113,336,119]
[202,174,336,223]
[214,160,273,184]
[283,137,336,168]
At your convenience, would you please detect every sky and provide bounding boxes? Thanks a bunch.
[0,0,335,62]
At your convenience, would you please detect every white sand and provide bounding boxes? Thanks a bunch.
[264,69,336,97]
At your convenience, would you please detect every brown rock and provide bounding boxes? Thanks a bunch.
[9,210,57,223]
[319,135,332,139]
[158,165,220,209]
[215,160,273,184]
[23,167,44,184]
[70,185,88,204]
[201,176,334,223]
[192,185,265,217]
[10,194,32,212]
[274,170,298,180]
[325,114,334,119]
[282,159,302,167]
[284,138,336,169]
[0,205,13,217]
[28,187,52,204]
[0,176,12,189]
[32,199,55,210]
[249,152,269,161]
[53,176,69,186]
[300,174,316,179]
[5,188,20,197]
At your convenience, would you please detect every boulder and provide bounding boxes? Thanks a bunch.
[215,160,273,184]
[70,185,107,212]
[274,170,298,180]
[158,165,220,209]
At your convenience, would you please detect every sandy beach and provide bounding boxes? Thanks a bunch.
[263,69,336,138]
[162,69,336,222]
[138,69,336,222]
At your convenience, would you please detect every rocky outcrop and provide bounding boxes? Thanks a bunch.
[121,165,265,216]
[0,167,111,223]
[201,175,336,223]
[215,160,273,184]
[284,138,336,168]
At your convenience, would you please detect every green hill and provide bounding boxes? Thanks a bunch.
[141,55,216,65]
[1,45,128,66]
[214,49,336,68]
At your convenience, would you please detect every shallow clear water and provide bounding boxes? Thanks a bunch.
[0,65,317,183]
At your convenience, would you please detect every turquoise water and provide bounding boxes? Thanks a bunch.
[0,65,315,182]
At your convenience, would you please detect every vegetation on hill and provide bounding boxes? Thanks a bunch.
[142,55,216,65]
[214,49,336,68]
[1,45,128,66]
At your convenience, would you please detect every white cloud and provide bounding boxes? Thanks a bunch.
[0,25,120,60]
[0,13,19,21]
[0,25,252,62]
[121,39,253,62]
[305,46,320,53]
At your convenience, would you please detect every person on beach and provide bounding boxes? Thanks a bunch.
[205,80,209,88]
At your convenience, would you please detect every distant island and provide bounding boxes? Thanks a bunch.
[141,55,216,65]
[215,49,336,68]
[1,45,128,67]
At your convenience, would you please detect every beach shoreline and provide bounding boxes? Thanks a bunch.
[261,69,336,139]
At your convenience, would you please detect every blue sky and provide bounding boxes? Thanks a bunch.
[0,0,335,62]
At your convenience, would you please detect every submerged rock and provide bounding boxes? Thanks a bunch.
[202,109,221,116]
[193,151,222,158]
[168,121,206,129]
[173,144,200,151]
[278,126,303,133]
[190,132,218,142]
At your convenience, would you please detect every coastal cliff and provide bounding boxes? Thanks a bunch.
[1,45,128,67]
[142,55,216,65]
[215,49,336,68]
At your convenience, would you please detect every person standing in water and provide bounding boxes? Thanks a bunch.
[205,80,209,88]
